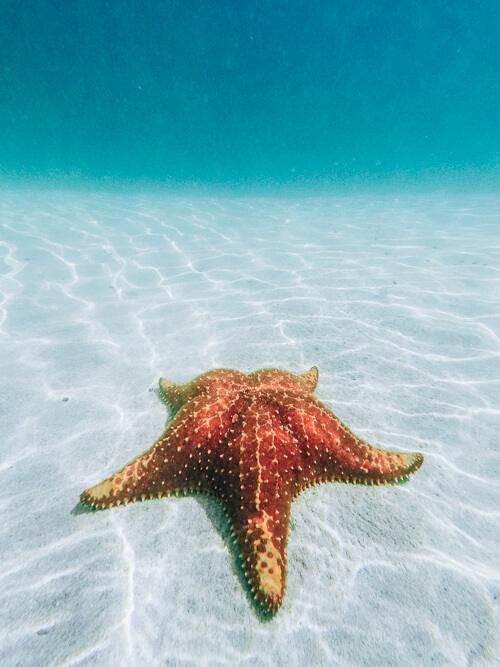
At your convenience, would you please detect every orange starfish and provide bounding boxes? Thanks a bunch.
[81,366,423,613]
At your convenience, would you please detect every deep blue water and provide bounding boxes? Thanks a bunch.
[0,0,498,188]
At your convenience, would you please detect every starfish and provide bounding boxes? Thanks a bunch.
[81,366,423,613]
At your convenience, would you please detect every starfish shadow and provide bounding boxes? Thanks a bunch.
[72,491,276,620]
[71,500,95,515]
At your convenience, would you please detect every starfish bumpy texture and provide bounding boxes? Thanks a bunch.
[81,366,424,613]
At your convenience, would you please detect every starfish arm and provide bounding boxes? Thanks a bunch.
[81,393,244,509]
[223,404,295,613]
[281,395,424,487]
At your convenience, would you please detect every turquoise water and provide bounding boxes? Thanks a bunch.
[0,1,498,188]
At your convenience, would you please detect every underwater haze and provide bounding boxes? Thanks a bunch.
[0,0,499,188]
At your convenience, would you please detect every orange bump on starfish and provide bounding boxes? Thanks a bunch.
[81,366,424,613]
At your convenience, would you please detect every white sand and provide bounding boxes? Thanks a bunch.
[0,190,498,666]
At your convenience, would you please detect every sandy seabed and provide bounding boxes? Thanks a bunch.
[0,190,499,666]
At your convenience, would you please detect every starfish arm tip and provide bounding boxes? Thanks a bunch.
[158,377,176,404]
[257,591,285,614]
[299,365,319,392]
[80,477,116,509]
[407,451,424,473]
[379,450,424,484]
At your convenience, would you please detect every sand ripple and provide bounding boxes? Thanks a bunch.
[0,191,498,666]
